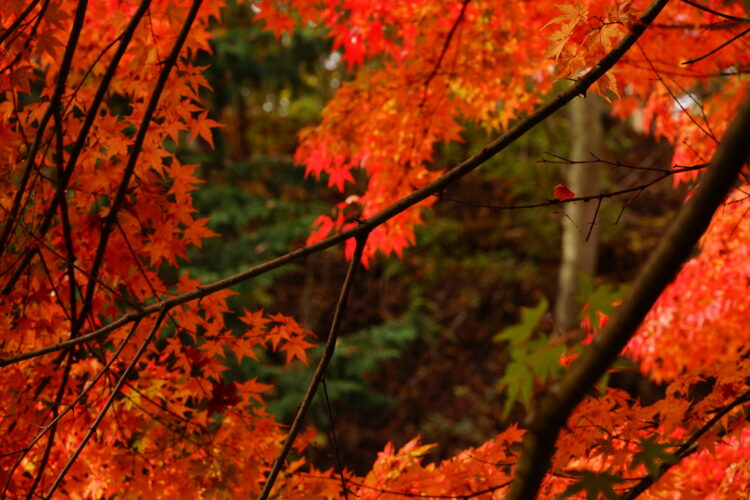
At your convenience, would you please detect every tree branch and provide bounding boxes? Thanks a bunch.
[258,233,368,500]
[423,0,471,91]
[682,26,750,65]
[438,164,705,210]
[0,0,43,47]
[0,0,51,75]
[0,320,142,498]
[680,0,749,22]
[0,0,86,259]
[73,0,202,335]
[24,353,72,500]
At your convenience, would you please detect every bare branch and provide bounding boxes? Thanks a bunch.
[438,165,704,211]
[680,0,750,23]
[258,233,368,500]
[682,26,750,65]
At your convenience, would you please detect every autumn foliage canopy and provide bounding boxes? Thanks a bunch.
[2,0,750,498]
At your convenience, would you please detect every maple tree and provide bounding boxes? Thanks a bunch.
[3,0,750,499]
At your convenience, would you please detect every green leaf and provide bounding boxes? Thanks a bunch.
[630,436,675,479]
[561,470,624,500]
[494,297,548,343]
[498,362,534,419]
[575,275,627,329]
[527,339,567,381]
[495,298,566,420]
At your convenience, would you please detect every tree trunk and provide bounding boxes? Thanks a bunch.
[555,94,607,334]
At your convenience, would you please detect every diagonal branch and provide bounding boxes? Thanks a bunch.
[0,0,670,369]
[506,88,750,500]
[680,0,749,22]
[0,0,51,76]
[24,352,73,500]
[258,233,369,500]
[438,164,706,210]
[73,0,203,335]
[422,0,471,92]
[0,202,140,309]
[682,26,750,65]
[0,0,43,48]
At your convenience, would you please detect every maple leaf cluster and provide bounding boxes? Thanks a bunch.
[0,0,317,496]
[3,0,750,498]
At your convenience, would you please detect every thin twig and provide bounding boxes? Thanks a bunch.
[538,152,708,174]
[258,234,368,500]
[294,472,513,499]
[680,0,749,22]
[637,43,717,143]
[682,26,750,65]
[322,379,350,499]
[422,0,471,93]
[439,165,704,211]
[586,198,602,242]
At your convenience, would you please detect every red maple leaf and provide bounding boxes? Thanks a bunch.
[553,183,576,201]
